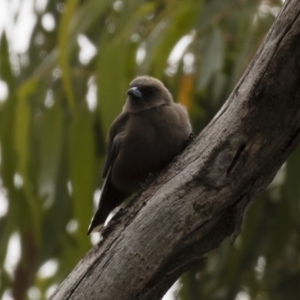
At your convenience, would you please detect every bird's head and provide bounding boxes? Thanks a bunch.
[124,76,173,112]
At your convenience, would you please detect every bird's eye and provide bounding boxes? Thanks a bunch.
[147,88,154,95]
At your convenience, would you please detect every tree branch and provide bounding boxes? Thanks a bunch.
[51,1,300,299]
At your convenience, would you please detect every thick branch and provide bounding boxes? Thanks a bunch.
[51,1,300,299]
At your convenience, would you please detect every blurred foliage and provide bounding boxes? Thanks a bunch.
[1,0,299,300]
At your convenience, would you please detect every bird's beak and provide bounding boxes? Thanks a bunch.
[127,87,143,99]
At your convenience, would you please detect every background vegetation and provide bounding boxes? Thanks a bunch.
[1,0,299,299]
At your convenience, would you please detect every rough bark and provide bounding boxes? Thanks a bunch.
[51,1,300,299]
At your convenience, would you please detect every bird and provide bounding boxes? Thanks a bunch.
[87,75,193,234]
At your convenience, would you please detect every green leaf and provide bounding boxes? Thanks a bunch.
[142,2,202,78]
[58,0,79,113]
[14,79,43,242]
[37,101,64,207]
[0,33,14,86]
[15,80,37,176]
[197,28,224,89]
[96,34,129,134]
[68,111,95,251]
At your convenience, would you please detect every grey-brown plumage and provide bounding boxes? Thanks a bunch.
[87,76,192,234]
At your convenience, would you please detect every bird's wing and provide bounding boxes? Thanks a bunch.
[102,141,117,179]
[102,112,129,178]
[87,112,130,234]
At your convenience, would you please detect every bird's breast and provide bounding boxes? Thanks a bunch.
[111,108,187,193]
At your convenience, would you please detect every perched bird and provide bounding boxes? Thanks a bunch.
[87,76,192,234]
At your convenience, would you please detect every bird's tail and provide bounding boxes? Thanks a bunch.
[87,175,129,235]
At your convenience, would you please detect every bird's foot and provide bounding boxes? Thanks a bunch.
[184,133,196,149]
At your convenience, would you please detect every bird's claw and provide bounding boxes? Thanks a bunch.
[184,133,196,149]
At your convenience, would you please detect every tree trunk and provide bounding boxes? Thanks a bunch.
[51,1,300,299]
